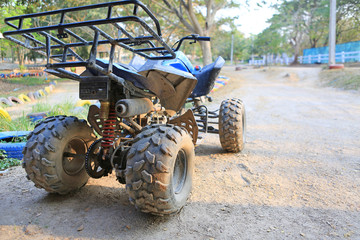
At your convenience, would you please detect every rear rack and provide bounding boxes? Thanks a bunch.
[3,0,176,71]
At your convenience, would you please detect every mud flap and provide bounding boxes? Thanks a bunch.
[138,62,197,112]
[169,109,198,144]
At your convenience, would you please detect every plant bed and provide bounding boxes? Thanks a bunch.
[0,131,30,170]
[0,149,22,171]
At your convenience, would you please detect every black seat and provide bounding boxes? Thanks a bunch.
[93,59,148,89]
[191,56,225,97]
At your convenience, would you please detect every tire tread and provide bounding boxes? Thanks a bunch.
[23,115,94,194]
[219,98,246,152]
[125,125,193,215]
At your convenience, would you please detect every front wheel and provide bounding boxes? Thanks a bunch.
[219,98,246,152]
[125,124,195,215]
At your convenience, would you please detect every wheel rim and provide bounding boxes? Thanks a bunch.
[63,138,87,176]
[172,149,187,194]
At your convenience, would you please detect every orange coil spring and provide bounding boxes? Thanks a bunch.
[101,106,117,149]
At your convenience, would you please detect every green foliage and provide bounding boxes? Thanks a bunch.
[31,101,89,119]
[147,0,243,64]
[0,0,253,65]
[0,150,22,171]
[0,115,35,132]
[254,27,289,56]
[0,46,6,59]
[320,68,360,90]
[0,101,89,131]
[0,0,32,67]
[255,0,360,61]
[19,65,26,71]
[25,51,43,63]
[32,101,85,117]
[212,29,251,62]
[0,136,27,143]
[2,76,48,86]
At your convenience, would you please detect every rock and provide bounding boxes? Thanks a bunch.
[283,72,299,81]
[77,224,84,231]
[24,224,42,235]
[344,231,353,238]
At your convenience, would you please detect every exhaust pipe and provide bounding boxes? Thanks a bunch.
[115,98,153,117]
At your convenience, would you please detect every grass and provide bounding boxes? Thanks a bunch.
[0,101,89,132]
[2,76,65,86]
[0,115,35,132]
[320,68,360,90]
[0,77,79,171]
[2,76,49,86]
[0,150,22,171]
[0,101,89,171]
[0,136,27,143]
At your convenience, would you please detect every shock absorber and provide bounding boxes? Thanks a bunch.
[101,103,117,153]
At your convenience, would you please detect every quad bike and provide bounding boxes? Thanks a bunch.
[3,0,246,215]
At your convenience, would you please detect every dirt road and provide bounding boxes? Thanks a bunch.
[0,67,359,239]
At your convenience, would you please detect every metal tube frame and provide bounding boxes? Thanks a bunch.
[3,0,211,98]
[2,0,178,97]
[3,1,176,60]
[192,104,219,134]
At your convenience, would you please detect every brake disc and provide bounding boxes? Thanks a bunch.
[85,139,106,179]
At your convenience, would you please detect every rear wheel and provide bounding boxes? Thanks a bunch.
[219,98,246,152]
[125,124,195,215]
[23,116,96,194]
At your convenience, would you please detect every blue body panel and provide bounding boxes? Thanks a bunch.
[95,52,223,99]
[162,51,194,73]
[161,52,224,98]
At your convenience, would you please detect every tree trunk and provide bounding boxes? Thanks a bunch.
[200,41,212,66]
[291,51,299,65]
[17,47,25,67]
[11,48,15,63]
[291,39,301,65]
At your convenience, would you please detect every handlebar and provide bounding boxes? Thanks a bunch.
[174,35,211,51]
[196,36,211,41]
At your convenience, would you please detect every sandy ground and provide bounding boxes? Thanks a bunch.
[0,66,359,239]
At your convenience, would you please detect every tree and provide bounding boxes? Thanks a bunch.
[1,0,256,66]
[261,0,360,64]
[335,0,360,43]
[301,0,329,48]
[269,1,308,64]
[151,0,240,65]
[212,28,250,62]
[0,1,30,67]
[254,27,288,57]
